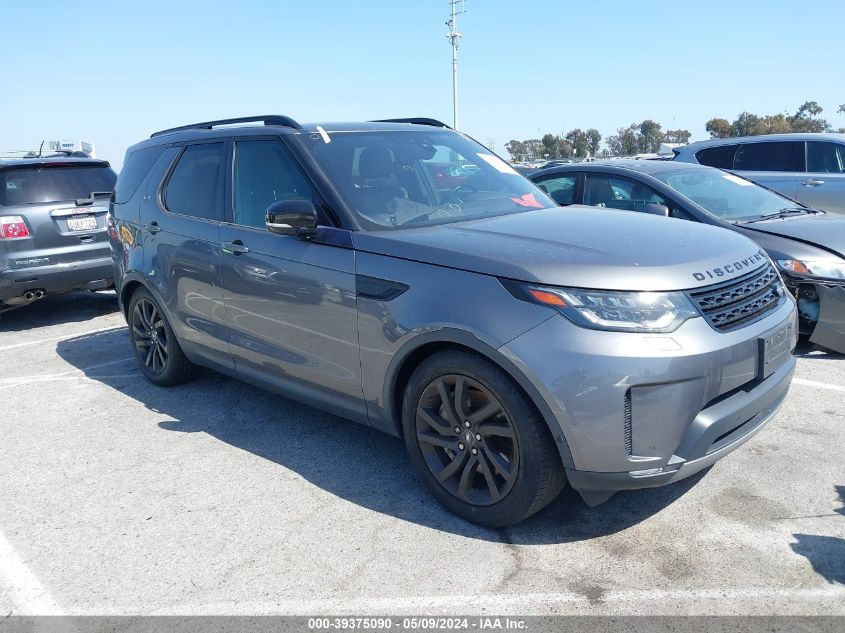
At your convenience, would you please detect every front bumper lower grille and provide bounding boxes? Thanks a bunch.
[688,263,784,331]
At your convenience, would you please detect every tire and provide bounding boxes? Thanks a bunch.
[127,287,198,386]
[402,350,566,527]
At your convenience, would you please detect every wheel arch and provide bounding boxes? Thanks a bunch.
[384,328,575,469]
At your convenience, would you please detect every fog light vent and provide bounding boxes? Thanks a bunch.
[624,388,632,456]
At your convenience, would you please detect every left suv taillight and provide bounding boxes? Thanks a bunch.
[0,216,30,239]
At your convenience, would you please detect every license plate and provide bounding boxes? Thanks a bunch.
[760,321,794,379]
[67,215,98,231]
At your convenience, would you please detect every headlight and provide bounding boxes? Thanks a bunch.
[777,259,845,280]
[513,284,699,332]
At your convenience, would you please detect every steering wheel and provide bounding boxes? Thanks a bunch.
[441,182,479,205]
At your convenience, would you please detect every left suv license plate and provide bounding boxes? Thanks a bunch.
[760,320,794,379]
[67,215,98,231]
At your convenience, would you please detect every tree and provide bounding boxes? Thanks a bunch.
[789,100,829,133]
[731,112,761,137]
[706,118,732,138]
[541,133,560,158]
[556,138,574,158]
[664,129,691,144]
[638,120,664,153]
[586,128,602,157]
[524,138,544,160]
[565,128,590,158]
[753,114,791,135]
[607,124,639,156]
[504,139,528,161]
[839,104,845,114]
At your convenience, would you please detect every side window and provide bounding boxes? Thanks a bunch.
[733,141,803,172]
[114,146,164,204]
[807,142,845,173]
[233,140,316,229]
[164,143,225,220]
[583,174,669,211]
[695,145,738,169]
[533,174,577,205]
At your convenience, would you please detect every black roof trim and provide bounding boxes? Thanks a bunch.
[150,115,303,138]
[369,118,451,129]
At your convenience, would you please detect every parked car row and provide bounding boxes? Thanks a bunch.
[528,159,845,353]
[674,133,845,214]
[105,115,800,526]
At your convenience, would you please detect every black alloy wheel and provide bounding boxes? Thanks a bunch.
[415,374,518,506]
[402,350,566,527]
[132,297,169,374]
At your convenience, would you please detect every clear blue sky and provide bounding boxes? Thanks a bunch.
[2,0,843,169]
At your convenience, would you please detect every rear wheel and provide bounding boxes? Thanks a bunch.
[402,350,566,527]
[128,287,198,386]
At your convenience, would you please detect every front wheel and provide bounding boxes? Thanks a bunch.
[402,350,566,527]
[128,287,198,386]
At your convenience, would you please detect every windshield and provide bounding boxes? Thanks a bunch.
[652,167,799,221]
[308,129,554,229]
[0,164,116,206]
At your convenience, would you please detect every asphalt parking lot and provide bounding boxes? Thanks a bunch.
[0,291,843,617]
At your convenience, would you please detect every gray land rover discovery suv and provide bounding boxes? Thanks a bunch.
[110,116,798,526]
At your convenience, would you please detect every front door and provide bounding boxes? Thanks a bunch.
[801,141,845,214]
[220,138,364,419]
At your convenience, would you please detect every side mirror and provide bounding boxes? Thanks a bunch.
[642,203,670,217]
[265,199,318,237]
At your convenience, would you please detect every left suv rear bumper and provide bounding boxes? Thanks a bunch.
[0,256,113,302]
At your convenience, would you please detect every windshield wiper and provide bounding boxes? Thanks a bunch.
[76,191,113,206]
[736,207,820,224]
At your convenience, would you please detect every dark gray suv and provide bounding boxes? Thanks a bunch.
[1,155,116,313]
[110,116,798,526]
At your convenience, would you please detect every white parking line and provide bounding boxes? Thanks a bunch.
[0,326,126,353]
[0,530,62,615]
[150,586,845,616]
[0,358,135,390]
[793,377,845,393]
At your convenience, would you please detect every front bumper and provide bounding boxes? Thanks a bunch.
[0,256,113,303]
[499,297,798,503]
[566,356,794,505]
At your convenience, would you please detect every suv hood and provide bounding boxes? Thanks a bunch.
[353,206,768,291]
[739,213,845,259]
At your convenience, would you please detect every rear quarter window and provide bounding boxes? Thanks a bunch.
[695,145,738,169]
[114,146,165,204]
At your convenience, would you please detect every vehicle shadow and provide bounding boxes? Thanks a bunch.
[57,328,708,545]
[789,486,845,585]
[793,339,845,359]
[0,290,119,331]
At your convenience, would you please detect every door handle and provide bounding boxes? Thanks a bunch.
[145,221,161,234]
[802,179,825,187]
[222,240,250,255]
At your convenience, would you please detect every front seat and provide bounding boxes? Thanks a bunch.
[585,177,616,207]
[356,146,409,216]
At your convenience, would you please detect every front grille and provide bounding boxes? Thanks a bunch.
[688,263,783,331]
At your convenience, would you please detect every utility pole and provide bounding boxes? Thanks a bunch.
[446,0,465,130]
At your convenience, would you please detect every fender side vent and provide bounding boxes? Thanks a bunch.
[356,275,408,301]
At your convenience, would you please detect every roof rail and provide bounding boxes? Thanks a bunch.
[370,118,451,129]
[150,115,303,138]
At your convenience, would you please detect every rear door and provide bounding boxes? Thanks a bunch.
[801,141,845,214]
[732,140,802,201]
[0,162,116,270]
[219,138,364,419]
[141,142,231,369]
